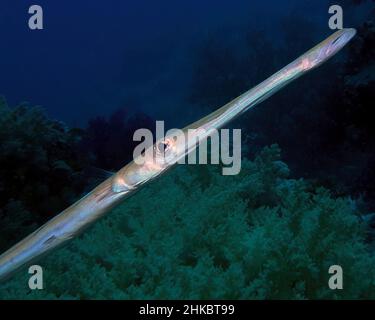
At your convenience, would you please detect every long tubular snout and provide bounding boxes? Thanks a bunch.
[184,28,357,136]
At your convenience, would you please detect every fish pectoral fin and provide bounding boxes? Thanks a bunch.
[81,166,116,191]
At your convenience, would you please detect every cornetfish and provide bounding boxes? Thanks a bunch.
[0,28,356,282]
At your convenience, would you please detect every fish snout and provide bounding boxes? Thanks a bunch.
[301,28,356,72]
[324,28,357,58]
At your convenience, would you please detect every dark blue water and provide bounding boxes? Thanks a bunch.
[0,0,369,128]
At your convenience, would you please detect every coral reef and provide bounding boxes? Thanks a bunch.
[1,145,374,299]
[0,98,89,252]
[0,99,156,253]
[80,107,155,171]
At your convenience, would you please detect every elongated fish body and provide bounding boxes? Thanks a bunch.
[0,28,356,282]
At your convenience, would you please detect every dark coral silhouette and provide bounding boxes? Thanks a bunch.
[80,107,155,171]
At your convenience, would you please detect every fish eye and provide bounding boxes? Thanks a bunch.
[157,141,170,153]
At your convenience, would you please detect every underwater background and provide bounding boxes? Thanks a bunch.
[0,0,374,299]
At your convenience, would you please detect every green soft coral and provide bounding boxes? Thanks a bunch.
[1,145,374,299]
[0,98,88,251]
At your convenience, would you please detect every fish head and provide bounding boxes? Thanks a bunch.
[111,130,185,193]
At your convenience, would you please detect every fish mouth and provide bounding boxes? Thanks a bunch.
[303,28,356,71]
[324,28,357,57]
